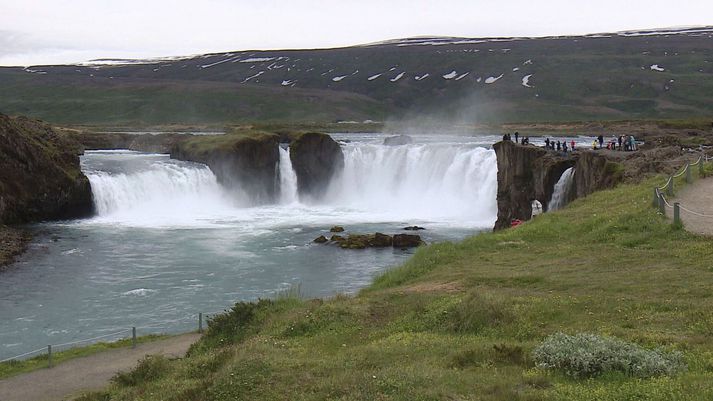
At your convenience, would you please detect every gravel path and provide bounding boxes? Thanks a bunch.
[671,177,713,236]
[0,333,200,401]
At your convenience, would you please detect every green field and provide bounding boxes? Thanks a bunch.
[69,170,713,400]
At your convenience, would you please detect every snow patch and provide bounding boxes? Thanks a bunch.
[523,59,533,65]
[367,73,382,81]
[242,71,264,83]
[332,75,348,82]
[415,73,430,81]
[390,72,405,82]
[485,74,504,84]
[239,57,275,63]
[650,64,665,72]
[512,67,520,72]
[522,74,533,88]
[442,70,458,79]
[455,72,470,80]
[281,80,295,86]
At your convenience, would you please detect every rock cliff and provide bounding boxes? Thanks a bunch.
[289,132,344,199]
[493,141,622,230]
[0,114,94,224]
[170,132,281,203]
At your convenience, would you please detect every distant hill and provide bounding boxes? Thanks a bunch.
[1,27,712,126]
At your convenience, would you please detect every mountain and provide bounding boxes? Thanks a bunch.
[1,27,712,126]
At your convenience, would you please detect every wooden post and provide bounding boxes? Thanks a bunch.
[652,188,659,208]
[658,193,665,215]
[686,164,692,183]
[47,345,52,368]
[674,203,681,225]
[701,157,705,176]
[198,313,203,334]
[132,327,137,349]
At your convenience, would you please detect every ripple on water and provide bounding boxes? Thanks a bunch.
[122,288,158,296]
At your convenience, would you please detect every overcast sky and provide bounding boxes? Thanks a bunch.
[1,0,712,66]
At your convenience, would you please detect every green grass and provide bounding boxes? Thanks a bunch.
[77,177,713,400]
[0,335,168,379]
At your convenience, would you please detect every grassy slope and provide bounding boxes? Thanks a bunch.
[77,172,713,401]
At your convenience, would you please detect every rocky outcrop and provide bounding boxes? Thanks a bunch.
[383,135,413,146]
[171,132,280,203]
[289,132,344,199]
[493,141,574,230]
[65,131,188,154]
[314,232,425,249]
[0,114,94,225]
[0,225,30,267]
[493,141,623,230]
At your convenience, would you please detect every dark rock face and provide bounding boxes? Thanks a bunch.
[0,225,31,267]
[403,226,425,231]
[330,226,345,232]
[0,114,94,224]
[171,133,280,203]
[313,235,328,243]
[383,135,413,146]
[392,234,426,248]
[289,132,344,199]
[319,232,422,249]
[493,141,623,230]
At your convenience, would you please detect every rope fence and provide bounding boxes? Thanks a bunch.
[0,309,230,367]
[653,154,713,224]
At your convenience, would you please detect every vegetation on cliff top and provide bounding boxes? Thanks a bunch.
[73,173,713,401]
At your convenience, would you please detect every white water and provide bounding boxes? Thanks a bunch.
[549,167,575,211]
[278,147,299,204]
[325,142,498,226]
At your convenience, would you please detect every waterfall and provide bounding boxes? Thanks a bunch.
[278,147,299,204]
[84,152,232,225]
[549,167,575,211]
[324,143,498,225]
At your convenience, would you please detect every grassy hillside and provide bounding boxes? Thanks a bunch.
[2,29,713,125]
[76,174,713,400]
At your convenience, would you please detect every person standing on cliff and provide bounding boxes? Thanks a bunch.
[545,138,550,149]
[570,139,575,151]
[598,135,604,149]
[618,135,623,150]
[514,132,519,144]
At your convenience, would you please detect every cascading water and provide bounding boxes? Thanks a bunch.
[325,143,498,226]
[549,167,575,211]
[83,151,233,226]
[278,147,299,204]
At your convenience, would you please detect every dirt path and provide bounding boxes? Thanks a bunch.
[671,176,713,236]
[0,333,200,401]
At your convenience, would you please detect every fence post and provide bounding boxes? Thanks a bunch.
[198,313,203,334]
[666,178,673,196]
[686,164,692,183]
[658,193,666,214]
[652,188,659,208]
[674,202,681,225]
[47,345,52,368]
[702,157,705,176]
[132,327,137,349]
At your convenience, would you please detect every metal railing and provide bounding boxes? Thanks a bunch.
[653,154,712,225]
[0,309,228,367]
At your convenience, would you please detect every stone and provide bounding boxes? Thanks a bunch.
[370,233,393,247]
[289,132,344,199]
[403,226,425,231]
[330,226,345,232]
[313,235,328,244]
[392,234,425,249]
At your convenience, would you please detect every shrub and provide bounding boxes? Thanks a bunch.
[446,292,513,334]
[532,333,686,378]
[112,355,172,386]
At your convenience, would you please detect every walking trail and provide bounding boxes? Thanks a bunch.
[0,333,200,401]
[671,176,713,236]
